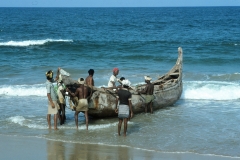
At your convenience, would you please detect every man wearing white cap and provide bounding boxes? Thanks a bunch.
[138,76,154,114]
[115,79,133,136]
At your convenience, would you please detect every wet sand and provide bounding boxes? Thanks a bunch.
[0,135,238,160]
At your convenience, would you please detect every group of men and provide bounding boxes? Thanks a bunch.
[45,67,154,136]
[45,68,94,130]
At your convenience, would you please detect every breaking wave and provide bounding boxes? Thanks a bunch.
[1,81,240,100]
[182,81,240,100]
[0,39,73,47]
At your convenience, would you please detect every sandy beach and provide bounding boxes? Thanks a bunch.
[0,134,238,160]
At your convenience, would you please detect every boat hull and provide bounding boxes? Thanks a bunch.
[85,47,183,118]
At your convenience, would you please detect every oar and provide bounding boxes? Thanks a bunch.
[106,89,117,98]
[130,86,145,100]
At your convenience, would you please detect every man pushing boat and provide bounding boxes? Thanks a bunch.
[66,78,89,130]
[138,76,154,114]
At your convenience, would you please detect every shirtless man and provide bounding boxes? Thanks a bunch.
[66,78,89,130]
[85,69,94,86]
[138,76,154,114]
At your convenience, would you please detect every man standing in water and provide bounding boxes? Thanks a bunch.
[45,70,59,130]
[66,78,89,130]
[138,76,154,114]
[85,69,94,86]
[115,79,133,136]
[57,80,66,125]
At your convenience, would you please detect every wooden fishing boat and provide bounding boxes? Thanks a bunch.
[62,47,183,118]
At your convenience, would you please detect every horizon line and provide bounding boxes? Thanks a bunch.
[0,6,239,8]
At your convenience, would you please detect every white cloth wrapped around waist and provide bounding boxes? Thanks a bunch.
[118,104,129,116]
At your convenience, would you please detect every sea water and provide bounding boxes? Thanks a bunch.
[0,7,240,158]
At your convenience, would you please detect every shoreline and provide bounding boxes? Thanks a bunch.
[0,135,239,160]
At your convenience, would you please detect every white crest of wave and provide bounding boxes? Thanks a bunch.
[8,116,25,125]
[0,39,73,46]
[0,84,46,96]
[7,116,46,129]
[182,81,240,100]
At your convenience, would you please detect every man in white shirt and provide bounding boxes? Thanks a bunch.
[107,68,121,89]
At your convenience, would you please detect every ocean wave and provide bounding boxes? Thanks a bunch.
[1,81,240,101]
[0,84,46,96]
[0,39,73,47]
[184,72,240,82]
[7,115,120,130]
[182,81,240,100]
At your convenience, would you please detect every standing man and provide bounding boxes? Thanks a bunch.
[66,78,89,130]
[57,80,66,125]
[45,70,59,130]
[115,79,133,136]
[85,69,94,86]
[138,76,155,114]
[108,67,121,89]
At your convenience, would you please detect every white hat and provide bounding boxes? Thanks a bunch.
[144,76,152,81]
[78,78,85,84]
[122,79,131,86]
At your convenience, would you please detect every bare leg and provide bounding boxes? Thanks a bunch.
[59,103,64,124]
[63,104,66,121]
[47,114,51,129]
[84,111,89,130]
[123,118,128,137]
[54,114,58,130]
[58,109,62,125]
[75,111,80,129]
[118,119,123,136]
[127,111,131,121]
[150,102,153,114]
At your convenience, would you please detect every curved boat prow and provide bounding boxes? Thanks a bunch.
[88,47,183,118]
[177,47,183,65]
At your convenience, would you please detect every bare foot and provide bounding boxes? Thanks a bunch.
[54,128,59,130]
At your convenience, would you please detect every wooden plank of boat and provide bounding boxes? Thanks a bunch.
[61,47,183,118]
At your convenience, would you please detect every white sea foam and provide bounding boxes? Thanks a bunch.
[1,81,240,101]
[182,81,240,100]
[7,115,119,130]
[0,84,46,96]
[7,116,46,129]
[0,39,73,47]
[8,116,25,125]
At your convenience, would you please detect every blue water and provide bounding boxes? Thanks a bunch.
[0,7,240,158]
